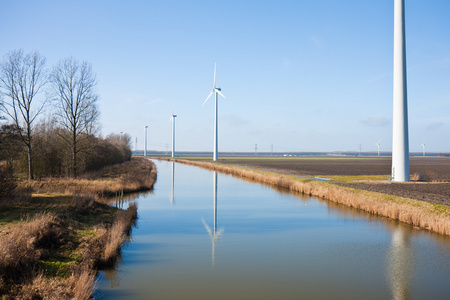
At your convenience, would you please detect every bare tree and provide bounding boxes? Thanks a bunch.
[51,57,99,177]
[0,49,47,180]
[0,94,5,120]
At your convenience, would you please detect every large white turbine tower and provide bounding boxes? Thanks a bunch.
[392,0,410,182]
[203,63,226,161]
[170,112,177,158]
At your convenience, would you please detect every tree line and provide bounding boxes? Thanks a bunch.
[0,49,131,182]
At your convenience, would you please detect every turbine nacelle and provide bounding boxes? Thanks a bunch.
[203,63,226,106]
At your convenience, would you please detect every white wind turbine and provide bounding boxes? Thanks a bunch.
[203,63,226,161]
[392,0,410,181]
[421,143,425,157]
[376,141,381,157]
[170,111,177,158]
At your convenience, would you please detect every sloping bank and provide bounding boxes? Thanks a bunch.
[0,157,157,299]
[164,158,450,236]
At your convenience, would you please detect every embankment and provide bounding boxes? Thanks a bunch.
[28,157,157,198]
[164,158,450,236]
[0,157,157,299]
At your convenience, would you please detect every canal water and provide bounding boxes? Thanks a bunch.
[95,160,450,300]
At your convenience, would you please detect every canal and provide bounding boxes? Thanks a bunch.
[96,160,450,299]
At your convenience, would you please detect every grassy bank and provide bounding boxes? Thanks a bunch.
[26,157,157,198]
[0,157,156,299]
[163,158,450,236]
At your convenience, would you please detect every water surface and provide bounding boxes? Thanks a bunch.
[96,160,450,300]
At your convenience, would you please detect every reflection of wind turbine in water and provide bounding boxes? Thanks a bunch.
[387,226,413,300]
[170,162,175,206]
[202,171,224,267]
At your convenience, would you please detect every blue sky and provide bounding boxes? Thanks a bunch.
[1,0,449,153]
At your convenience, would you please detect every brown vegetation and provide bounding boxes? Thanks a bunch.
[101,203,138,265]
[166,158,450,236]
[28,157,157,198]
[218,156,450,180]
[218,156,450,206]
[0,158,156,299]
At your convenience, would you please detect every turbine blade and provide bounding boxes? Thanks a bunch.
[203,90,214,105]
[213,63,216,88]
[201,218,213,237]
[216,89,226,99]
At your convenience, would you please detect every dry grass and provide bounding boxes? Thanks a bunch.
[167,158,450,236]
[0,158,148,298]
[0,213,68,296]
[0,200,136,299]
[26,157,157,198]
[102,203,137,264]
[9,267,95,300]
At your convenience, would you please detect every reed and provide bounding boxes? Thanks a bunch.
[13,267,95,300]
[167,158,450,236]
[102,203,137,264]
[28,157,157,198]
[0,213,70,296]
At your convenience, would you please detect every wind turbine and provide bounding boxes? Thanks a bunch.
[202,171,224,267]
[144,125,148,156]
[203,63,226,161]
[392,0,410,181]
[376,141,381,157]
[421,143,425,157]
[170,111,177,158]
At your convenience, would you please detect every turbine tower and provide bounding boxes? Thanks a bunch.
[203,63,226,161]
[376,141,380,157]
[144,125,148,156]
[392,0,410,182]
[421,143,425,157]
[170,112,177,158]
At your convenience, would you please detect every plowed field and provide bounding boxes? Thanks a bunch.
[219,156,450,206]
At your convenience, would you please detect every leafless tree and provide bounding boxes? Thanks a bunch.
[0,49,47,180]
[0,94,5,120]
[51,57,99,177]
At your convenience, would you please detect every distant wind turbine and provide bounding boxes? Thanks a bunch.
[203,63,226,161]
[421,143,425,157]
[376,141,380,157]
[170,111,177,158]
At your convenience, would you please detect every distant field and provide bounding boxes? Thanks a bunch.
[184,156,450,178]
[179,156,450,206]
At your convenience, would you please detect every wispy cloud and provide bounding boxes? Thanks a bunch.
[281,57,292,70]
[426,122,443,130]
[145,98,163,105]
[311,36,323,48]
[225,115,249,127]
[360,116,390,127]
[362,72,390,85]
